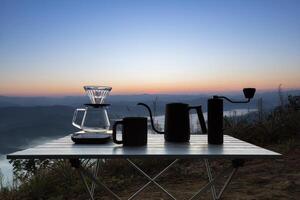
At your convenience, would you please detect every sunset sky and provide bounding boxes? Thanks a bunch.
[1,0,300,96]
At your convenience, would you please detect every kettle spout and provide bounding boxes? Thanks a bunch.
[137,103,164,134]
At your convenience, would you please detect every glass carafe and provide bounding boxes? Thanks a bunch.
[72,105,110,132]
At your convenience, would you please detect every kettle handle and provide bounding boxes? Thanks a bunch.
[189,106,207,134]
[72,108,86,129]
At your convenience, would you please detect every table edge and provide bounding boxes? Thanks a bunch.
[7,153,281,160]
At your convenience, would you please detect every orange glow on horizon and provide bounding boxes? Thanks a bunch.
[1,80,300,96]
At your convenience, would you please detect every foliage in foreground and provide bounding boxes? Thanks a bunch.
[224,96,300,151]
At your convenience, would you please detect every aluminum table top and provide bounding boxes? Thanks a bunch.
[7,133,281,160]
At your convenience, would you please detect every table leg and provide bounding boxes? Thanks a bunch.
[70,159,121,200]
[79,169,95,200]
[204,159,217,200]
[91,159,101,197]
[70,158,243,200]
[190,159,244,200]
[216,167,237,199]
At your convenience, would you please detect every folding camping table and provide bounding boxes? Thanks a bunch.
[7,133,280,200]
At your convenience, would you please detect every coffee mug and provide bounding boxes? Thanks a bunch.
[112,117,148,146]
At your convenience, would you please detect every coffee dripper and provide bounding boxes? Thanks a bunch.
[72,86,112,133]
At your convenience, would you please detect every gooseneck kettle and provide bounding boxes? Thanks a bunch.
[138,102,207,142]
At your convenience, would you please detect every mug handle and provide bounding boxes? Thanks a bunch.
[113,121,123,144]
[189,106,207,134]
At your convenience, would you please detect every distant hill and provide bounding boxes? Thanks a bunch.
[1,89,299,109]
[0,96,88,107]
[0,106,77,154]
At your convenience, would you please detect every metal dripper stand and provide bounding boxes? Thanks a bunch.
[84,85,112,105]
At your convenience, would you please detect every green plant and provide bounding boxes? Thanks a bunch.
[0,169,4,189]
[224,95,300,149]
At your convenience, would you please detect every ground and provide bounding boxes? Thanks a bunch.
[76,145,299,200]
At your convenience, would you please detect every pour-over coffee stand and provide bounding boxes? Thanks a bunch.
[72,86,112,133]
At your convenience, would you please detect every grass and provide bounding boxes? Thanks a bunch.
[0,169,4,189]
[224,100,300,147]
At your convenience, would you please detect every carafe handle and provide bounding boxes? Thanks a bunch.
[72,108,86,129]
[113,121,123,144]
[189,106,207,134]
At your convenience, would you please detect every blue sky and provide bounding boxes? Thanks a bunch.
[0,0,300,96]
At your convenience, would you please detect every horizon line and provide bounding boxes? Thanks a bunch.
[1,87,299,98]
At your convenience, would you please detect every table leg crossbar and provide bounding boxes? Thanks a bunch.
[91,159,101,197]
[204,159,217,200]
[189,162,239,200]
[79,169,96,200]
[70,159,243,200]
[127,159,179,200]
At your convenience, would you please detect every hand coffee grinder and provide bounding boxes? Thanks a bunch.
[207,88,256,144]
